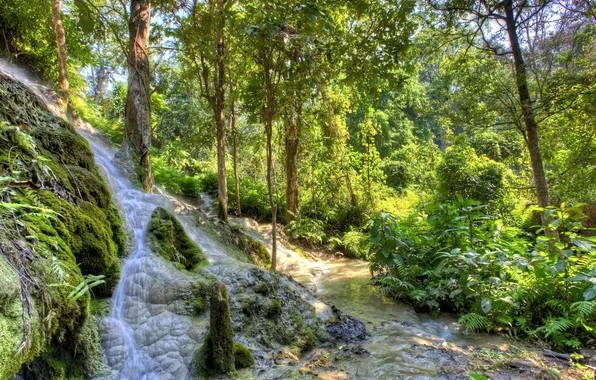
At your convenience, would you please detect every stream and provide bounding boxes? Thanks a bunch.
[1,58,526,379]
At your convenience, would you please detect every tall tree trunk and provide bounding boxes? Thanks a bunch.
[51,0,69,106]
[212,0,228,220]
[266,115,277,271]
[504,0,549,213]
[264,61,277,271]
[94,65,107,106]
[227,54,241,216]
[125,0,153,192]
[285,105,299,222]
[230,94,241,216]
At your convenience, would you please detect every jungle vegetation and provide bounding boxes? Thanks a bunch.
[0,0,595,350]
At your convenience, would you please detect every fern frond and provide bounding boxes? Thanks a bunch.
[459,313,492,331]
[537,318,573,337]
[570,301,595,318]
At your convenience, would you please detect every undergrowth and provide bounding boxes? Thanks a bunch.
[366,196,596,351]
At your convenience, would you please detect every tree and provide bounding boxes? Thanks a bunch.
[237,1,288,270]
[51,0,69,106]
[176,0,229,220]
[121,0,153,192]
[428,0,559,216]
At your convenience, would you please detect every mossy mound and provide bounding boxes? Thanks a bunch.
[193,282,254,376]
[0,72,123,378]
[233,341,255,369]
[148,207,207,270]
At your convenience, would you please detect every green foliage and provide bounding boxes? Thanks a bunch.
[436,145,513,216]
[152,155,203,198]
[366,200,596,350]
[66,274,106,302]
[284,214,327,247]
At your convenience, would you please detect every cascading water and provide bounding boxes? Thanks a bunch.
[80,129,168,378]
[79,128,245,379]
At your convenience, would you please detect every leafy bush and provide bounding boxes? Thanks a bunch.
[330,230,368,259]
[201,171,278,222]
[366,198,596,350]
[284,214,327,247]
[152,155,203,198]
[436,145,513,216]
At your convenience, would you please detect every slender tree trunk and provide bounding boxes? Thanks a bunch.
[285,105,299,222]
[227,58,241,216]
[264,61,277,271]
[125,0,153,192]
[51,0,69,106]
[212,0,228,220]
[504,0,549,213]
[266,111,277,271]
[231,101,241,216]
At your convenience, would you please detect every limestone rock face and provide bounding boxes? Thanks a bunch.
[0,71,124,378]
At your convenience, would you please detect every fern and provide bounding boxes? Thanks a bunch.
[544,299,568,314]
[51,255,65,280]
[570,301,595,318]
[496,314,513,326]
[67,274,105,302]
[459,313,492,331]
[536,317,573,337]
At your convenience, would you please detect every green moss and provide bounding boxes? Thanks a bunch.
[193,282,236,376]
[233,342,255,369]
[0,72,125,378]
[241,237,271,268]
[264,298,282,317]
[147,207,207,269]
[21,190,122,296]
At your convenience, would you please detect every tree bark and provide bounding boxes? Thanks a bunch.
[51,0,69,106]
[209,0,228,221]
[264,58,277,271]
[227,53,241,216]
[230,92,241,216]
[285,106,299,222]
[504,0,550,213]
[125,0,153,193]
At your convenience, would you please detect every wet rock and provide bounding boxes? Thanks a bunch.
[327,306,368,343]
[213,264,329,355]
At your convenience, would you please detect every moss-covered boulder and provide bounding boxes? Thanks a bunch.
[147,207,207,269]
[233,341,255,369]
[0,72,123,378]
[193,282,254,376]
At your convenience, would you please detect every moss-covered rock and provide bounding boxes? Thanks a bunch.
[233,341,254,369]
[193,282,237,376]
[147,207,207,270]
[0,71,125,379]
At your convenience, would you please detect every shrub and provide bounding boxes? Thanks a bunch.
[366,199,596,351]
[330,230,368,259]
[436,145,513,216]
[284,214,327,247]
[152,155,203,198]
